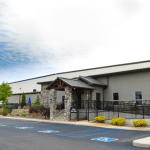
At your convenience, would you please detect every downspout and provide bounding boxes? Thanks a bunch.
[103,76,109,109]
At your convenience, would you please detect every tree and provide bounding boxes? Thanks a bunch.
[34,93,40,105]
[32,93,44,110]
[0,83,13,105]
[21,92,26,108]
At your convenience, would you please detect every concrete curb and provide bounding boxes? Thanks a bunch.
[133,137,150,148]
[0,116,150,131]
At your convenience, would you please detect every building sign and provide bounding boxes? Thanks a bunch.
[71,107,77,112]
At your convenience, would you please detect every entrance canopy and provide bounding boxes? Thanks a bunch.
[46,77,94,90]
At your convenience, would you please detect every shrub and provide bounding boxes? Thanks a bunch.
[0,105,3,109]
[29,107,50,119]
[33,104,44,110]
[40,107,50,119]
[111,118,126,126]
[29,107,40,114]
[29,112,41,117]
[2,107,8,116]
[94,116,106,123]
[133,120,147,127]
[20,113,27,117]
[6,105,13,109]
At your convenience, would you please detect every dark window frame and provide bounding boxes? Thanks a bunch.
[135,91,142,105]
[113,93,119,105]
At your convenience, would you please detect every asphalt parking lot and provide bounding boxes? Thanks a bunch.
[0,118,150,150]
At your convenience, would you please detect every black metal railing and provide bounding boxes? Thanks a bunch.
[70,100,150,121]
[55,101,64,117]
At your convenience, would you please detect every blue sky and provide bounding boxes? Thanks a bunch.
[0,0,150,83]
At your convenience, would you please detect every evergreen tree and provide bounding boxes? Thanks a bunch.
[21,93,26,108]
[33,93,44,110]
[34,93,40,105]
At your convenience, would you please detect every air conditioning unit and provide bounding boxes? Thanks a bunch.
[33,89,36,92]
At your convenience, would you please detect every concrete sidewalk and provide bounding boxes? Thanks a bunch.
[133,137,150,148]
[0,115,150,148]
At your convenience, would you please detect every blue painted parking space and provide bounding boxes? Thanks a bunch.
[57,128,125,138]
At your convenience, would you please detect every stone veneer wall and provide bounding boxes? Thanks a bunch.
[64,87,73,121]
[11,109,29,116]
[72,91,78,103]
[40,84,49,108]
[49,89,57,120]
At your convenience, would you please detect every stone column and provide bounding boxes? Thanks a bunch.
[72,91,78,103]
[40,83,50,108]
[64,87,72,121]
[83,89,91,100]
[49,89,57,120]
[83,89,92,109]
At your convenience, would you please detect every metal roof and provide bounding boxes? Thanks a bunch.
[48,77,94,89]
[79,76,107,87]
[8,60,150,84]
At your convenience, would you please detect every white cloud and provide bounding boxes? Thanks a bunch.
[0,0,150,81]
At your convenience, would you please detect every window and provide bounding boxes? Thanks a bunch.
[33,89,36,92]
[135,91,142,105]
[135,91,142,99]
[113,93,119,105]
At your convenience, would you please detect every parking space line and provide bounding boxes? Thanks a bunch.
[38,130,59,133]
[16,127,33,129]
[0,124,7,126]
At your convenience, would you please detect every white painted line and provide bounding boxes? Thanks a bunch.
[38,130,59,133]
[91,137,119,142]
[16,127,33,129]
[0,124,7,126]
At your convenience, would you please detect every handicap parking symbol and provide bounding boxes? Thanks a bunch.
[91,137,119,142]
[16,127,33,129]
[38,130,59,133]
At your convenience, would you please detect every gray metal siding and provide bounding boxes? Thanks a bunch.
[102,70,150,101]
[91,86,103,101]
[8,93,38,103]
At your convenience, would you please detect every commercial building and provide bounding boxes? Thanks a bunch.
[8,60,150,120]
